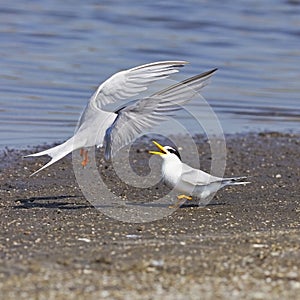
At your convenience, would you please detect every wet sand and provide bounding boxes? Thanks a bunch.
[0,132,299,300]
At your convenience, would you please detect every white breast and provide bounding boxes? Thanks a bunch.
[161,157,182,188]
[75,109,116,148]
[161,156,203,196]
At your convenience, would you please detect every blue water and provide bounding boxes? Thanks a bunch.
[1,0,299,149]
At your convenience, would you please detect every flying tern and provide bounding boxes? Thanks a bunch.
[26,61,217,176]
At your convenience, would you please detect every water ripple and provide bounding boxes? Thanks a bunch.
[0,0,299,148]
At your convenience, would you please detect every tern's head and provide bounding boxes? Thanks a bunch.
[149,140,181,161]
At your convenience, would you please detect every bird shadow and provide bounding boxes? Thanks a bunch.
[12,195,227,210]
[13,195,93,209]
[123,201,227,209]
[180,202,227,208]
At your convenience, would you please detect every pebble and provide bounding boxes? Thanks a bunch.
[77,237,91,243]
[252,243,268,248]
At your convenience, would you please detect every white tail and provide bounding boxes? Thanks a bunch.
[25,137,76,176]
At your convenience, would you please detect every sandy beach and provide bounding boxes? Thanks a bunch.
[0,132,299,299]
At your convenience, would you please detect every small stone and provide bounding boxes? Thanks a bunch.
[126,234,140,239]
[286,271,298,280]
[77,237,91,243]
[149,259,164,268]
[100,291,110,298]
[252,243,268,248]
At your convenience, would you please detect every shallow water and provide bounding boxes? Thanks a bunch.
[1,0,299,149]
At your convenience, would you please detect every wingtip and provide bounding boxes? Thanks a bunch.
[167,60,189,68]
[165,60,189,67]
[208,67,218,75]
[169,60,189,65]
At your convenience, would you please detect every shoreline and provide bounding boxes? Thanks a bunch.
[0,131,299,299]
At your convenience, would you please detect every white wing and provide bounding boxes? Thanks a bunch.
[90,61,188,109]
[104,68,217,159]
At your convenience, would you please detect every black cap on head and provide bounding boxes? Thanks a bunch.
[164,146,181,160]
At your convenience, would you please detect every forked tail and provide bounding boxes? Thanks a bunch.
[25,137,76,176]
[222,176,251,186]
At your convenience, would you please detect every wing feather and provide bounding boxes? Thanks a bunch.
[90,61,188,110]
[180,165,219,186]
[105,68,217,159]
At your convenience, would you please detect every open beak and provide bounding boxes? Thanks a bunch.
[149,140,167,156]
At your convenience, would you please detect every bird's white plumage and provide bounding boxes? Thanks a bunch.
[26,61,217,176]
[95,61,187,108]
[77,61,188,127]
[105,69,217,159]
[149,142,250,206]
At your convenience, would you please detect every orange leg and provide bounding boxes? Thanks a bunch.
[169,194,193,209]
[80,148,84,157]
[80,149,89,167]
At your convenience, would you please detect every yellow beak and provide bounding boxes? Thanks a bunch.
[149,140,167,156]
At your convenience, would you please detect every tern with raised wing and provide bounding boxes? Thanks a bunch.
[26,61,217,176]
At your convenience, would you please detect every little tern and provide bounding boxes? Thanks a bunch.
[149,141,250,208]
[26,61,217,176]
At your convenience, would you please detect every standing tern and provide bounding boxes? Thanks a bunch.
[149,141,250,208]
[26,61,217,176]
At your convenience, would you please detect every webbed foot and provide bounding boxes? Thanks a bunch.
[169,194,192,209]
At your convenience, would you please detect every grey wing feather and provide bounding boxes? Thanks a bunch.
[90,61,188,110]
[181,165,248,186]
[105,68,217,159]
[180,164,220,186]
